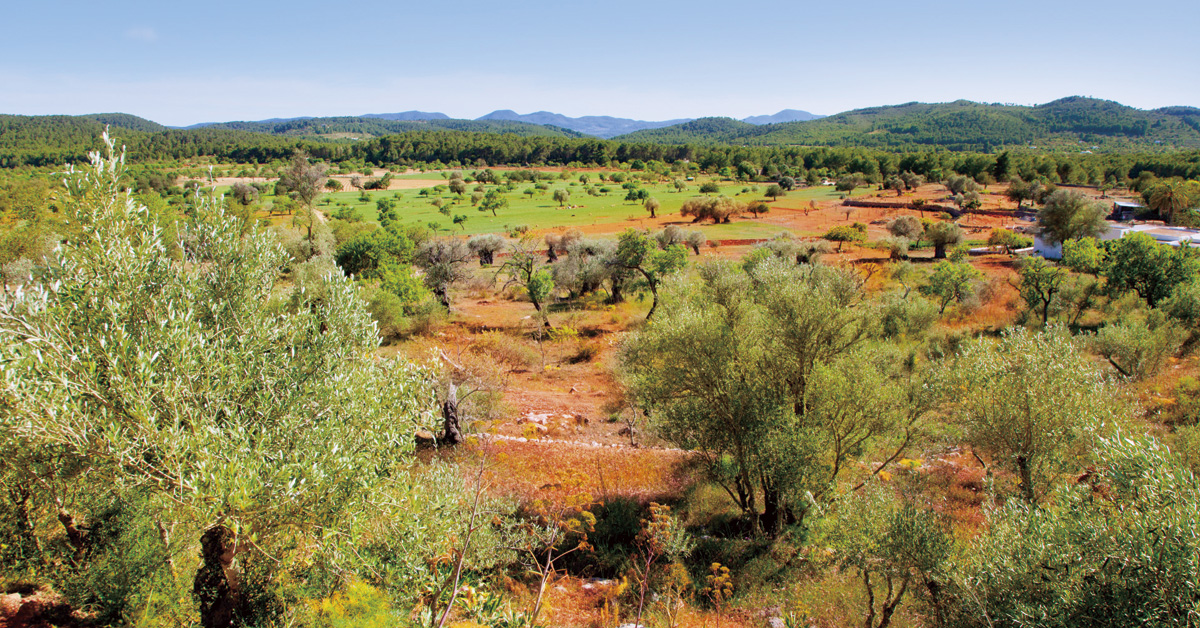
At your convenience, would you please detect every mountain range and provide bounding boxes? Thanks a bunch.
[178,109,826,139]
[612,97,1200,151]
[5,98,1200,168]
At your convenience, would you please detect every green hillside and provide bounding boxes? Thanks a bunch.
[615,97,1200,151]
[195,116,583,139]
[0,114,582,168]
[0,114,324,167]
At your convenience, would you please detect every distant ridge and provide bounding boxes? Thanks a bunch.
[614,97,1200,150]
[174,115,582,139]
[742,109,824,125]
[476,110,691,139]
[361,111,450,121]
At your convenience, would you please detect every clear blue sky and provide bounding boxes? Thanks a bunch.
[2,0,1196,126]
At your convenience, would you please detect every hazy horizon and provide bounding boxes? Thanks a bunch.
[3,0,1197,127]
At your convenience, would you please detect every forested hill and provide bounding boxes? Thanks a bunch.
[187,116,583,139]
[0,114,332,167]
[614,98,1200,151]
[0,114,582,168]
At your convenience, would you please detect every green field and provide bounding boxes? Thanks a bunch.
[310,176,868,240]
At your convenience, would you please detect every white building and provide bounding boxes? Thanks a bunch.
[1034,222,1200,259]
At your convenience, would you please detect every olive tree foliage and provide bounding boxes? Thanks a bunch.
[612,229,687,320]
[818,485,953,628]
[621,258,926,534]
[1090,313,1183,380]
[944,174,980,196]
[1016,256,1068,325]
[277,152,328,242]
[466,233,506,266]
[500,238,555,321]
[925,221,964,259]
[955,434,1200,628]
[1103,232,1200,307]
[1037,189,1108,246]
[656,225,706,255]
[938,326,1123,503]
[643,196,660,218]
[887,215,925,242]
[0,136,432,625]
[551,237,615,299]
[680,195,743,224]
[414,238,474,309]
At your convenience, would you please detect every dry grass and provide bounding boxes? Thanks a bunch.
[482,440,697,507]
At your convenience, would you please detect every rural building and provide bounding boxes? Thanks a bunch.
[1034,221,1200,259]
[1110,200,1146,221]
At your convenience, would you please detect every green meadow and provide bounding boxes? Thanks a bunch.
[305,174,868,240]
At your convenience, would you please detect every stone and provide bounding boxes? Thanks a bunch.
[414,430,437,449]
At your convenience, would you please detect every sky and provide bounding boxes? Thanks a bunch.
[2,0,1197,126]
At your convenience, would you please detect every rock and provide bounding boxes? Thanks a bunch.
[0,593,20,618]
[767,618,787,628]
[533,424,549,434]
[617,426,638,436]
[554,585,568,593]
[414,430,437,449]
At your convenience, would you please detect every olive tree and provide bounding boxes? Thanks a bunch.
[478,189,508,217]
[552,237,615,299]
[887,215,925,242]
[466,233,506,266]
[415,238,474,309]
[622,259,923,534]
[940,326,1123,503]
[1016,256,1067,325]
[956,435,1200,628]
[500,238,555,322]
[277,152,328,241]
[612,229,687,320]
[819,487,953,628]
[925,221,964,259]
[643,196,660,218]
[1037,189,1108,246]
[0,135,431,627]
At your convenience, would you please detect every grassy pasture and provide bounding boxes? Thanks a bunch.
[309,175,867,240]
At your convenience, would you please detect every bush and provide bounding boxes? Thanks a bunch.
[471,331,540,370]
[878,292,940,338]
[1091,315,1182,379]
[881,235,910,260]
[406,298,448,336]
[366,289,407,341]
[953,435,1200,628]
[987,228,1032,254]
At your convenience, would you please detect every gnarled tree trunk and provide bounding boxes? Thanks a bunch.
[194,525,242,628]
[440,384,465,447]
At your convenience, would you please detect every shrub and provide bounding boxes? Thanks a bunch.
[823,225,866,251]
[987,228,1031,254]
[954,435,1200,628]
[1091,315,1182,380]
[471,331,540,370]
[878,292,940,338]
